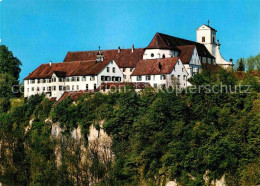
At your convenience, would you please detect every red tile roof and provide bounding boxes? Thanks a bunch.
[24,59,111,80]
[63,48,144,68]
[56,91,87,104]
[177,45,196,64]
[97,82,150,91]
[131,57,179,76]
[145,33,215,59]
[145,33,180,51]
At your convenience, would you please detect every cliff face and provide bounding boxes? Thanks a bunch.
[50,121,114,185]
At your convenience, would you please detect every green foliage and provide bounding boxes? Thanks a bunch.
[0,68,259,185]
[0,73,18,98]
[237,58,245,71]
[0,45,22,80]
[235,53,260,72]
[0,97,10,112]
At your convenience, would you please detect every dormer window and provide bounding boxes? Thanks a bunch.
[202,36,205,42]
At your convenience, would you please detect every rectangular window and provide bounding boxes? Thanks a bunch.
[43,87,45,91]
[86,84,88,90]
[161,75,166,80]
[48,86,51,91]
[113,67,115,73]
[27,81,29,85]
[53,86,56,91]
[77,85,79,90]
[91,76,95,81]
[43,79,46,83]
[31,80,35,84]
[37,79,40,83]
[123,68,126,72]
[183,75,186,80]
[59,78,63,82]
[77,77,80,81]
[49,79,51,83]
[32,87,34,91]
[82,76,86,81]
[130,68,133,72]
[177,75,180,81]
[123,75,126,79]
[171,75,175,80]
[71,77,75,82]
[107,67,110,72]
[72,85,74,90]
[146,75,151,80]
[66,77,70,82]
[137,76,142,81]
[59,86,63,91]
[182,68,184,72]
[154,83,157,88]
[37,87,39,91]
[66,86,70,91]
[94,84,96,90]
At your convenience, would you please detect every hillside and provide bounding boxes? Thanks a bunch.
[0,69,260,185]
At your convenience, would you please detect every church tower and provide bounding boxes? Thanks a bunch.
[196,21,233,69]
[196,21,217,57]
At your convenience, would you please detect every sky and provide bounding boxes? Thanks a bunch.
[0,0,259,81]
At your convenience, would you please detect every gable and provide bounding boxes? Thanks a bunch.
[131,57,179,76]
[146,33,215,59]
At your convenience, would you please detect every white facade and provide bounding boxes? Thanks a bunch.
[183,47,201,79]
[120,67,135,82]
[143,49,179,60]
[24,60,123,99]
[197,24,232,68]
[131,59,188,88]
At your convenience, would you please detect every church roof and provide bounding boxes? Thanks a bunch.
[145,33,215,59]
[63,48,144,68]
[24,59,111,80]
[177,45,196,64]
[131,57,179,76]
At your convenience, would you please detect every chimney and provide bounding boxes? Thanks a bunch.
[49,61,52,66]
[132,44,134,53]
[229,59,233,63]
[118,46,121,53]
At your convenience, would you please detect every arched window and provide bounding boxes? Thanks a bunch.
[162,54,165,58]
[202,36,205,42]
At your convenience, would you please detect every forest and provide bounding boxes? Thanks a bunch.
[0,45,259,185]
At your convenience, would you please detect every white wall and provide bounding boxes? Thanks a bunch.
[24,60,124,98]
[197,25,218,60]
[131,59,188,88]
[183,47,201,79]
[120,67,134,82]
[143,49,179,59]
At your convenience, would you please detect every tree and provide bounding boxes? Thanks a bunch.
[0,45,22,80]
[246,56,256,72]
[237,58,245,71]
